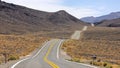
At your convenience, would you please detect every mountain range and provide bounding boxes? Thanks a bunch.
[81,12,120,23]
[0,1,86,34]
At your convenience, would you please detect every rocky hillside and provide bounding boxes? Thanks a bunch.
[0,1,85,34]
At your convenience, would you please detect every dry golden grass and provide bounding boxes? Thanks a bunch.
[0,26,83,63]
[62,27,120,67]
[80,27,120,41]
[37,25,84,39]
[34,31,74,39]
[0,34,49,63]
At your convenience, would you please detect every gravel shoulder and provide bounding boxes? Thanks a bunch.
[60,49,71,60]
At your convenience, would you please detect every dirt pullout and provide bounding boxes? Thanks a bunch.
[60,49,71,60]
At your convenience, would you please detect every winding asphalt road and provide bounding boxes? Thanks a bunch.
[11,39,97,68]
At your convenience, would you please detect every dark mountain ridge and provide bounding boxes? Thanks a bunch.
[97,18,120,27]
[80,12,120,23]
[80,11,120,27]
[0,1,85,34]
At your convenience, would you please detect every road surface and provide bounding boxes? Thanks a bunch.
[91,23,95,27]
[71,26,88,40]
[11,39,96,68]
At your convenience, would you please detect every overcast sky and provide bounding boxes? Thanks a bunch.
[2,0,120,18]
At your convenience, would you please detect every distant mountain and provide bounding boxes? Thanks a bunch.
[0,1,85,34]
[80,16,96,23]
[97,18,120,27]
[80,12,120,23]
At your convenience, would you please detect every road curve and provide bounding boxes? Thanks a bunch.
[11,39,97,68]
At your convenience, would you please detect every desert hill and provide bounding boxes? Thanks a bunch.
[0,1,85,34]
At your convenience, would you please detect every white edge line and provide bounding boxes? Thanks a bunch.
[11,58,29,68]
[11,41,49,68]
[57,39,97,68]
[32,41,48,59]
[57,40,64,59]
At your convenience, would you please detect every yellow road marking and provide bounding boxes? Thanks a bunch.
[44,40,60,68]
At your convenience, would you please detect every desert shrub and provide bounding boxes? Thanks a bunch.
[103,63,113,68]
[103,62,108,67]
[90,61,113,68]
[8,55,19,61]
[72,58,80,62]
[106,65,113,68]
[90,61,103,66]
[0,61,2,64]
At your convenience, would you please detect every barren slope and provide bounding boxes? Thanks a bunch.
[0,1,86,35]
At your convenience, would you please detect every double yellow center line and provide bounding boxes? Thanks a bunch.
[44,40,60,68]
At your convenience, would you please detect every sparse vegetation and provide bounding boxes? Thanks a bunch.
[62,27,120,67]
[35,31,74,39]
[8,55,19,61]
[0,34,49,63]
